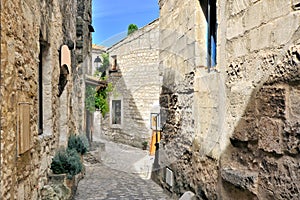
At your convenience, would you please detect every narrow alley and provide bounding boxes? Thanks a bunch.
[74,140,171,200]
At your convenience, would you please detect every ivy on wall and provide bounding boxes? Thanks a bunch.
[85,83,112,116]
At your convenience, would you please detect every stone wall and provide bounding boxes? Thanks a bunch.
[0,0,92,199]
[155,0,300,199]
[155,0,220,198]
[101,20,160,148]
[220,0,300,199]
[73,0,94,136]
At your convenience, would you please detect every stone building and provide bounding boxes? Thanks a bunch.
[88,45,107,142]
[154,0,300,199]
[101,19,160,148]
[0,0,93,199]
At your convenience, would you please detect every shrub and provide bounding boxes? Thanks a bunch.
[78,134,89,152]
[127,24,138,35]
[50,148,82,179]
[67,134,89,155]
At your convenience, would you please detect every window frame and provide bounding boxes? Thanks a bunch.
[110,97,123,128]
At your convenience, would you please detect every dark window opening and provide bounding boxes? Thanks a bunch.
[112,100,121,125]
[111,55,117,71]
[38,43,44,135]
[58,64,69,97]
[200,0,217,72]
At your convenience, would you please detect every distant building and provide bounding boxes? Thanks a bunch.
[101,19,160,148]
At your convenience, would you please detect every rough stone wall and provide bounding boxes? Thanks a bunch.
[156,0,300,199]
[220,0,300,199]
[101,20,160,148]
[0,0,91,199]
[73,0,93,136]
[155,0,221,199]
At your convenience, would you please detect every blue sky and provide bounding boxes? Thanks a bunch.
[92,0,159,47]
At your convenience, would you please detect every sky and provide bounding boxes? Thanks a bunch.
[92,0,159,47]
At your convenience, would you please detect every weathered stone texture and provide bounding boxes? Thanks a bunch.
[155,0,221,199]
[1,0,91,199]
[101,20,160,148]
[156,0,300,199]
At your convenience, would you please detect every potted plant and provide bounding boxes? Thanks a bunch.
[67,134,89,156]
[142,141,148,150]
[50,147,83,180]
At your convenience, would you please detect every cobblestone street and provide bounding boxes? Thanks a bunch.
[74,140,171,200]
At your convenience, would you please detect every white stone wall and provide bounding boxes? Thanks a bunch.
[101,20,160,147]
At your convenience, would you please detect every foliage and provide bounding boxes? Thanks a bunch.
[67,134,89,155]
[85,83,113,116]
[127,24,138,35]
[50,148,82,179]
[78,134,90,152]
[85,85,96,113]
[95,83,113,117]
[142,141,148,146]
[142,141,148,150]
[101,53,110,71]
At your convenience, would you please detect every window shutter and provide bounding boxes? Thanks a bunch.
[18,103,32,155]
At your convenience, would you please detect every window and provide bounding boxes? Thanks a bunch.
[111,55,117,70]
[38,43,44,135]
[201,0,217,72]
[207,0,217,71]
[111,100,122,125]
[38,39,52,136]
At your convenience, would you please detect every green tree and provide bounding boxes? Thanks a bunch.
[85,84,113,117]
[127,24,138,35]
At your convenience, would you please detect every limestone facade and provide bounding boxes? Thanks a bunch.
[101,19,160,148]
[0,0,93,199]
[155,0,300,199]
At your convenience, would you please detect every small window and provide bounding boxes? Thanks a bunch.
[207,0,217,71]
[200,0,217,72]
[111,55,117,70]
[38,39,52,136]
[38,43,44,135]
[112,100,121,125]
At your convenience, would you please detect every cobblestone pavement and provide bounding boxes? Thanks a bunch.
[73,139,172,200]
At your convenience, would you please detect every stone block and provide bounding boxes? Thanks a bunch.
[256,87,286,119]
[231,117,258,142]
[288,87,300,121]
[258,117,283,154]
[230,37,249,58]
[282,123,300,155]
[259,156,300,199]
[262,0,290,23]
[249,22,274,52]
[230,0,250,15]
[244,0,263,31]
[179,191,196,200]
[227,16,244,39]
[273,13,300,46]
[221,168,258,194]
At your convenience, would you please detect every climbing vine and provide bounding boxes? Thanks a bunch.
[85,83,113,116]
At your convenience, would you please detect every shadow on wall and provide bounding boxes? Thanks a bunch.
[101,69,159,148]
[220,46,300,200]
